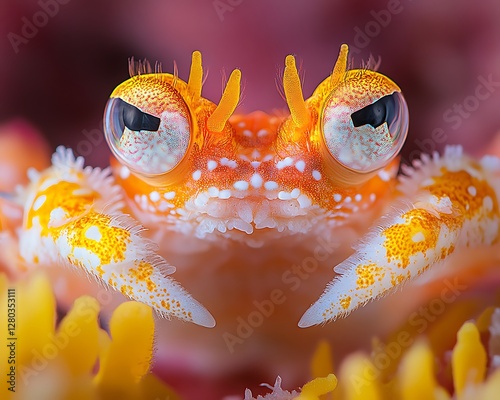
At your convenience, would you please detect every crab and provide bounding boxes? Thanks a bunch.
[2,45,500,338]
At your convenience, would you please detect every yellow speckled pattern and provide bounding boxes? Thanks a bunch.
[111,74,190,119]
[63,213,131,266]
[355,263,385,289]
[382,209,440,269]
[26,181,97,234]
[339,295,352,310]
[427,169,498,219]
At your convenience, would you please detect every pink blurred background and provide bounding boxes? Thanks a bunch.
[1,0,500,168]
[1,1,500,398]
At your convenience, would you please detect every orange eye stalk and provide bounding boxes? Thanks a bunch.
[282,45,409,187]
[321,70,408,177]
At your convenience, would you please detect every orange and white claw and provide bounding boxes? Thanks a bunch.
[19,146,215,327]
[299,146,500,327]
[55,211,216,327]
[299,206,460,327]
[104,258,216,327]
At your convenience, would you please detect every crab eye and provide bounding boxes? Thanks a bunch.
[104,78,191,176]
[321,71,409,173]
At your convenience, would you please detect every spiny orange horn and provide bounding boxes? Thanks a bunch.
[283,55,310,129]
[187,51,203,102]
[207,69,241,132]
[330,44,349,88]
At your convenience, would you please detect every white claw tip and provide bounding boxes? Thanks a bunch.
[297,305,322,328]
[195,312,216,328]
[189,300,216,328]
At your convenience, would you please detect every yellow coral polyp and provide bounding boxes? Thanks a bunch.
[299,311,500,400]
[55,296,101,377]
[452,322,487,398]
[310,340,334,380]
[296,374,337,400]
[2,271,500,400]
[397,340,449,400]
[0,273,179,400]
[95,301,155,389]
[338,353,382,400]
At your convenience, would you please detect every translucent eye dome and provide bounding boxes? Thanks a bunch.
[104,97,191,175]
[322,90,409,173]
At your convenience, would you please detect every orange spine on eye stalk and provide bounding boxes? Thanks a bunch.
[207,69,242,132]
[283,55,311,129]
[187,50,203,102]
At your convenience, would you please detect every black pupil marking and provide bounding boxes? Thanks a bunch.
[351,93,396,129]
[122,101,161,131]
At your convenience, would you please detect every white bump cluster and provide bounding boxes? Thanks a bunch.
[205,187,217,197]
[207,160,218,171]
[251,150,261,159]
[277,157,294,170]
[250,173,263,188]
[295,160,305,173]
[276,188,312,209]
[483,196,493,212]
[84,225,102,241]
[234,181,249,191]
[192,170,202,181]
[264,181,279,190]
[119,165,130,179]
[218,189,231,199]
[220,157,238,169]
[149,191,160,202]
[378,169,391,182]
